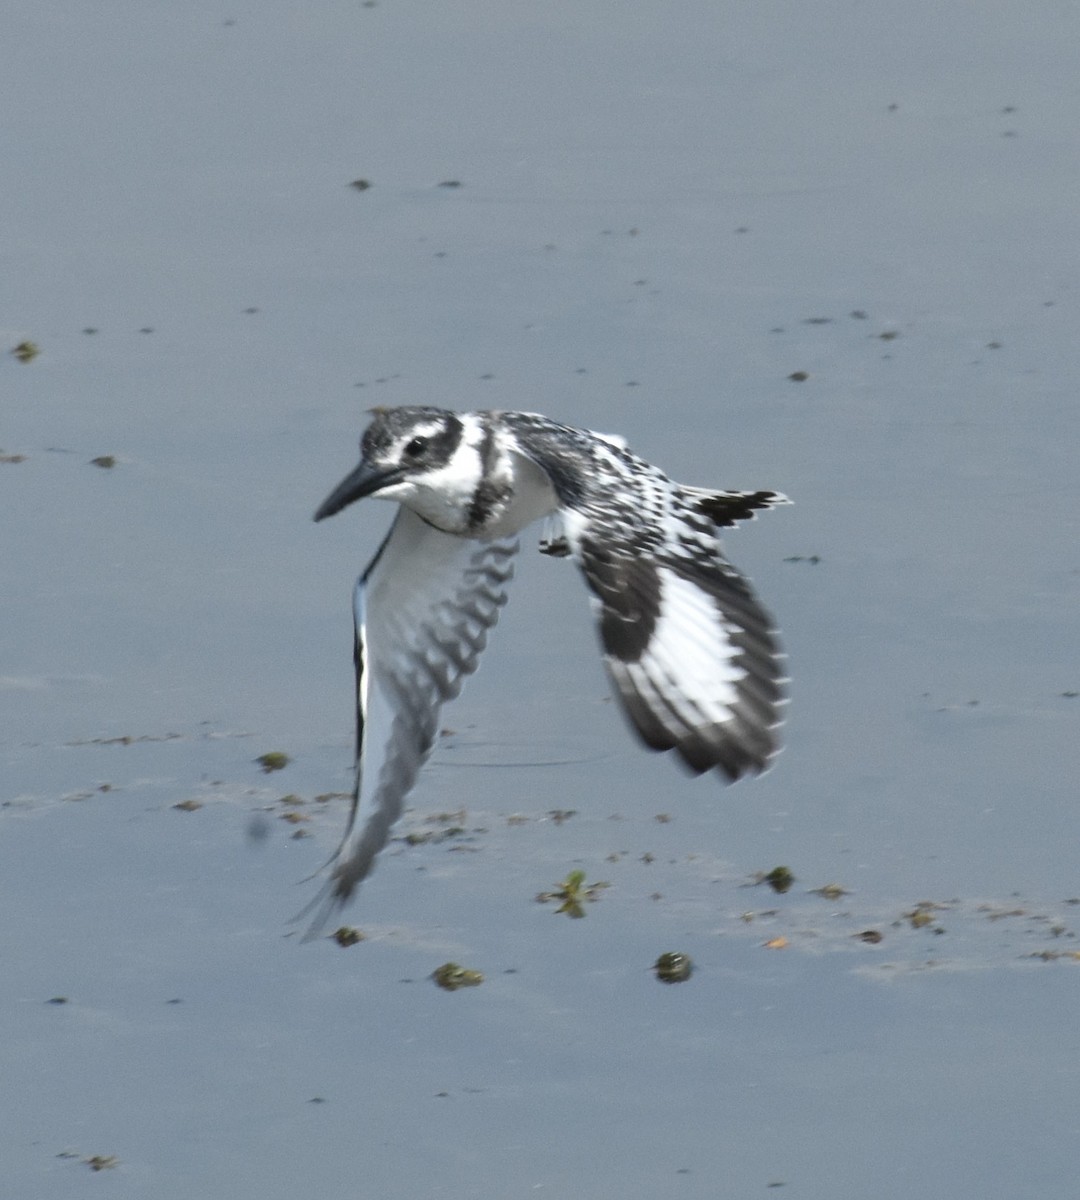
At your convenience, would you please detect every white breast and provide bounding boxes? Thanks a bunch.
[477,449,560,539]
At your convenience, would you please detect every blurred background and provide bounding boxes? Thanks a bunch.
[2,3,1078,1196]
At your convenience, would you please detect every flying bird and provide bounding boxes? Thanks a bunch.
[307,406,788,927]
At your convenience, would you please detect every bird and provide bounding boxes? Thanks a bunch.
[305,405,789,929]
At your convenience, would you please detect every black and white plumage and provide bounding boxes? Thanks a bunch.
[308,405,789,925]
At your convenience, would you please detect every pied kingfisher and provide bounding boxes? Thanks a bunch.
[307,406,789,925]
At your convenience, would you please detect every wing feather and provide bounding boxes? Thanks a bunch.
[304,508,516,934]
[568,493,785,781]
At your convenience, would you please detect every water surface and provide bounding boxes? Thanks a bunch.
[2,2,1078,1196]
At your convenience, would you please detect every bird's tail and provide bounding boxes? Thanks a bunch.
[681,487,791,528]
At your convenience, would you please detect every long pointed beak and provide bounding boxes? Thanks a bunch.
[314,460,403,521]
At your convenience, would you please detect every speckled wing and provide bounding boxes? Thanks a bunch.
[307,508,517,931]
[567,492,787,781]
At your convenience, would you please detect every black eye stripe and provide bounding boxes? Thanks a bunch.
[360,409,464,469]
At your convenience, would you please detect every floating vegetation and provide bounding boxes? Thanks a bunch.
[783,555,821,564]
[760,866,795,894]
[403,807,470,845]
[427,808,466,824]
[172,799,202,812]
[811,882,850,900]
[12,340,39,362]
[0,451,26,463]
[85,1156,119,1172]
[255,751,290,773]
[431,962,484,991]
[857,929,884,944]
[332,926,365,947]
[536,869,610,918]
[905,901,945,931]
[653,952,693,984]
[763,936,789,950]
[402,825,465,845]
[67,732,185,746]
[982,906,1027,922]
[90,455,116,469]
[349,178,371,191]
[787,370,809,382]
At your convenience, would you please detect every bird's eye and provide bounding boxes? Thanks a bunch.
[404,437,428,458]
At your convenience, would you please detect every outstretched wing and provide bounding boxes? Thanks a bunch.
[306,508,517,932]
[565,492,786,781]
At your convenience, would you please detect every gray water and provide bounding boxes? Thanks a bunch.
[3,2,1079,1196]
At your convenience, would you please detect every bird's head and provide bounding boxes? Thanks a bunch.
[314,407,484,532]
